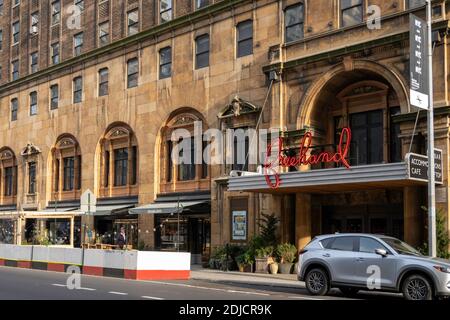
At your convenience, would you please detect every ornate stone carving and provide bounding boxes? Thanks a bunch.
[218,96,260,119]
[0,149,14,161]
[20,143,41,157]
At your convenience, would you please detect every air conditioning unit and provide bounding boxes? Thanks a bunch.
[30,26,38,35]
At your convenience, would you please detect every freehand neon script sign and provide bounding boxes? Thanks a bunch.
[263,128,352,188]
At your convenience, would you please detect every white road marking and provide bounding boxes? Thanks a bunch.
[52,284,96,291]
[108,291,128,296]
[288,296,326,300]
[147,280,271,297]
[142,296,164,300]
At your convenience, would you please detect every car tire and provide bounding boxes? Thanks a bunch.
[305,268,330,296]
[402,274,433,301]
[339,287,360,297]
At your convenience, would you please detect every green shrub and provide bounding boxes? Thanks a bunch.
[419,207,450,259]
[258,213,280,247]
[276,243,297,264]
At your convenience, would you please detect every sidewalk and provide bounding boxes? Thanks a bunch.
[190,265,305,289]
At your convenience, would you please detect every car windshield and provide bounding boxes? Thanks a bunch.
[380,237,423,256]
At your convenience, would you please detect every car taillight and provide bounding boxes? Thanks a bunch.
[299,249,308,255]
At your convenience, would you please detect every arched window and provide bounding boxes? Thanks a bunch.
[160,111,209,193]
[99,124,138,197]
[52,135,82,201]
[0,148,18,204]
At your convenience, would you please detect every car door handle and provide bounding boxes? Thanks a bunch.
[322,253,331,258]
[356,258,365,262]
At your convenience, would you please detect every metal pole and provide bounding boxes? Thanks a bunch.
[426,0,437,257]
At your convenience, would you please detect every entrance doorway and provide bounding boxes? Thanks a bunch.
[322,204,404,239]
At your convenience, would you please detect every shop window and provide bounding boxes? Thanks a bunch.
[341,0,363,27]
[285,4,304,43]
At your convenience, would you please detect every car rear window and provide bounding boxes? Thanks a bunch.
[327,236,356,251]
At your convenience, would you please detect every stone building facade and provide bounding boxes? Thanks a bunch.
[0,0,448,258]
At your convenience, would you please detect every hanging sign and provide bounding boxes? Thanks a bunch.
[263,128,352,188]
[407,149,443,184]
[410,14,429,110]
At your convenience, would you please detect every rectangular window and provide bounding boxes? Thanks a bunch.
[63,157,75,191]
[73,77,83,103]
[114,148,128,187]
[75,0,84,11]
[11,98,18,121]
[160,0,172,23]
[195,34,209,69]
[12,21,20,44]
[31,12,39,34]
[13,0,20,6]
[127,9,139,35]
[196,0,208,9]
[4,167,14,196]
[349,110,383,165]
[285,4,304,43]
[127,58,138,88]
[237,20,253,57]
[167,140,173,182]
[73,32,83,56]
[159,46,172,79]
[341,0,363,27]
[30,91,38,116]
[178,138,196,181]
[131,146,137,185]
[30,52,38,73]
[51,43,60,64]
[104,151,110,187]
[99,68,109,96]
[0,0,3,15]
[232,129,249,171]
[11,60,19,81]
[50,84,59,109]
[0,30,2,50]
[51,1,61,25]
[28,162,36,194]
[98,21,110,46]
[390,107,402,163]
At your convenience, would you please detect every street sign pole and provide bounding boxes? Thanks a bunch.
[426,0,436,258]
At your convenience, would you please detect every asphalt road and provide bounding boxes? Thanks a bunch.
[0,266,403,300]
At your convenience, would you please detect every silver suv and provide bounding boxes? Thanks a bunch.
[297,234,450,300]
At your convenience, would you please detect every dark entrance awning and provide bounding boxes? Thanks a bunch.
[130,191,211,215]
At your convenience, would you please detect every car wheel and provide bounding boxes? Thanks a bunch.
[402,274,433,301]
[305,268,330,296]
[339,287,360,297]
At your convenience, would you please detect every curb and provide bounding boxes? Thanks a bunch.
[191,275,305,290]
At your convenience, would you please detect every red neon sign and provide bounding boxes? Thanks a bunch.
[263,127,352,188]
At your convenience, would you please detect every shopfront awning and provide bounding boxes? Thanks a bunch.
[43,207,80,212]
[91,204,136,217]
[228,162,427,194]
[130,200,209,215]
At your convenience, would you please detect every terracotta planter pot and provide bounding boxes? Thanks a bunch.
[280,263,293,274]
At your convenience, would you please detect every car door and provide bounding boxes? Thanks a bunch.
[354,237,398,288]
[323,236,360,284]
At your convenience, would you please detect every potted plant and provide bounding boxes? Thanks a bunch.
[236,251,254,272]
[255,246,274,274]
[276,243,297,274]
[269,260,279,274]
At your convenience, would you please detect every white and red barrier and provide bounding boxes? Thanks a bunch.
[0,244,191,280]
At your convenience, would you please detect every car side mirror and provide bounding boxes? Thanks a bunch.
[375,249,388,257]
